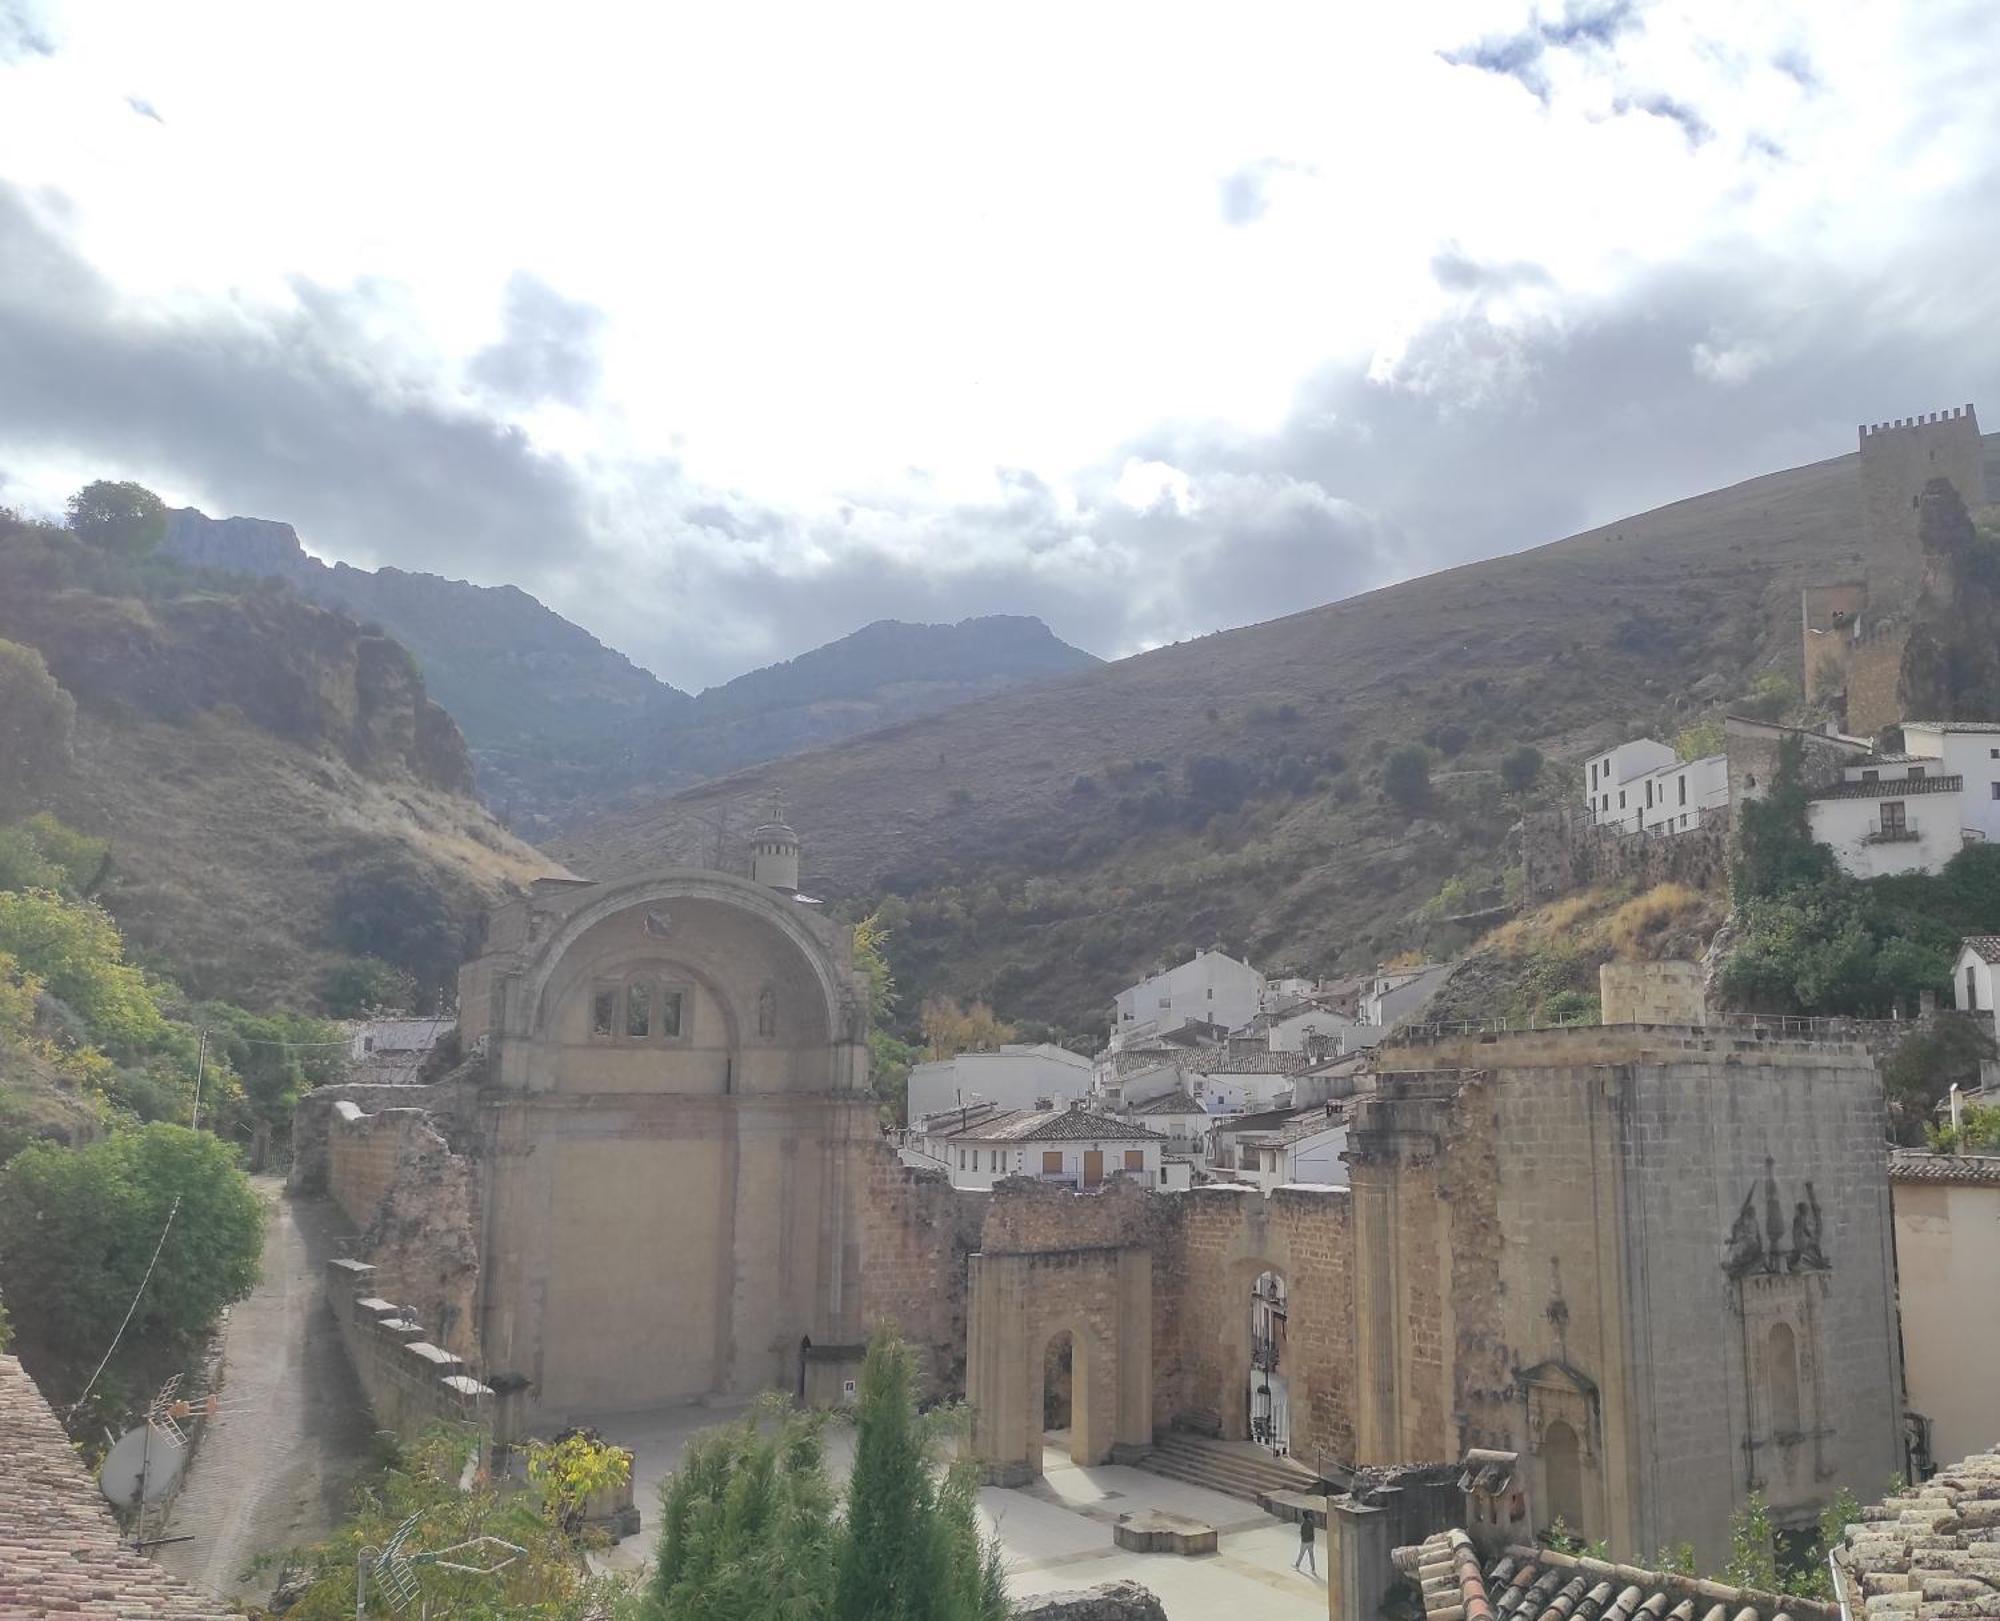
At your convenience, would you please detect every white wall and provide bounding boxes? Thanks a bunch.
[1907,727,2000,844]
[906,1044,1092,1121]
[1952,946,2000,1045]
[1808,793,1963,878]
[1583,738,1677,825]
[1110,950,1265,1046]
[1363,963,1452,1029]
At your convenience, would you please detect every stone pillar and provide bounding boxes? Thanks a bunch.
[967,1254,1033,1485]
[1327,1498,1393,1621]
[1350,1158,1402,1463]
[1114,1248,1154,1457]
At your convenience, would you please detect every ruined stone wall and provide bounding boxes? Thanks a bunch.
[1521,806,1726,905]
[1858,408,1984,598]
[1845,627,1908,739]
[857,1142,988,1397]
[324,1254,495,1437]
[319,1095,482,1360]
[1167,1185,1355,1473]
[1723,718,1872,818]
[290,1082,449,1197]
[1011,1582,1166,1621]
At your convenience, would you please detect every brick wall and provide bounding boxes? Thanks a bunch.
[322,1255,495,1436]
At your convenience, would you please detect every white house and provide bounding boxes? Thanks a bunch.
[906,1043,1092,1122]
[1582,738,1727,836]
[1361,963,1452,1030]
[912,1101,1169,1191]
[1110,950,1265,1049]
[1119,1087,1214,1158]
[1953,938,2000,1045]
[1901,722,2000,843]
[1234,1107,1350,1192]
[1582,738,1677,827]
[1806,754,1968,878]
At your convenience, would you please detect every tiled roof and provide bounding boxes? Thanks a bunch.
[1184,1050,1310,1075]
[1398,1531,1831,1621]
[1810,774,1963,800]
[1130,1089,1205,1115]
[953,1105,1167,1143]
[1959,935,2000,964]
[1889,1149,2000,1185]
[1904,720,2000,734]
[1838,1444,2000,1621]
[0,1354,230,1618]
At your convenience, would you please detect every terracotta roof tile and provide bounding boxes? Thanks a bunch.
[1811,775,1963,800]
[1837,1443,2000,1621]
[1396,1534,1831,1621]
[1958,936,2000,965]
[953,1105,1167,1143]
[1889,1150,2000,1185]
[0,1354,230,1618]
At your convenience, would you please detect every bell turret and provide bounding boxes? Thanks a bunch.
[750,798,801,894]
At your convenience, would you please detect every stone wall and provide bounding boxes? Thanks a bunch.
[316,1091,482,1360]
[1599,961,1704,1025]
[1521,806,1727,905]
[323,1254,495,1436]
[1724,716,1873,813]
[856,1142,988,1397]
[1845,626,1908,739]
[1358,1022,1904,1568]
[1857,408,1984,599]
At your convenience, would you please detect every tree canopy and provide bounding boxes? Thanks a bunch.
[0,1124,262,1349]
[1382,744,1433,812]
[65,480,167,557]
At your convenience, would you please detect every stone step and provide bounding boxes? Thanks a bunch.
[1132,1432,1318,1506]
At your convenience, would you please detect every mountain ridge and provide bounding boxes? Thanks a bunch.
[556,433,2000,1033]
[160,509,1098,828]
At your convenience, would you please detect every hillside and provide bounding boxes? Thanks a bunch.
[1,513,559,1010]
[161,510,1098,828]
[561,434,2000,1035]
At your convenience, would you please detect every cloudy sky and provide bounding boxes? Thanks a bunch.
[2,1,1997,690]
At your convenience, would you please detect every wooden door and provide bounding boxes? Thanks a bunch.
[1083,1149,1104,1187]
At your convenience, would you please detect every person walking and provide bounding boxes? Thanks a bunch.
[1294,1511,1317,1576]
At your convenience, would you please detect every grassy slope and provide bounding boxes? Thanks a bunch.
[559,445,1889,1035]
[45,707,556,1008]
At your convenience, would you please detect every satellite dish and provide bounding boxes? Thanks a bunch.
[99,1424,188,1509]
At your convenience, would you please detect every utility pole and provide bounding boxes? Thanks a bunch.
[190,1028,209,1132]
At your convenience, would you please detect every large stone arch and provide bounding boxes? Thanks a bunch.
[461,869,876,1424]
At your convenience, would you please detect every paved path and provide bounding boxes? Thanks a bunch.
[156,1180,375,1604]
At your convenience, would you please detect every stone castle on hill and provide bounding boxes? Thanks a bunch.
[1805,404,1985,736]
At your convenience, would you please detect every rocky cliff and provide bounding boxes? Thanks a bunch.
[0,513,559,1009]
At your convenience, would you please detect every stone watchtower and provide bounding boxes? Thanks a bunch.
[1856,404,1984,598]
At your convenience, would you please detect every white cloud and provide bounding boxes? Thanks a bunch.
[0,0,1997,688]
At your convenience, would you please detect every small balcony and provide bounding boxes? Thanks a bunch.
[1863,823,1921,845]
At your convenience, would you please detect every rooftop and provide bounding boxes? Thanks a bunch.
[950,1103,1168,1144]
[1837,1443,2000,1621]
[1903,719,2000,734]
[1888,1148,2000,1186]
[1398,1529,1830,1621]
[1129,1088,1206,1115]
[1958,935,2000,964]
[1810,773,1963,800]
[0,1354,229,1618]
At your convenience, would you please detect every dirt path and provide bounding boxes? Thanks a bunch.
[156,1178,375,1603]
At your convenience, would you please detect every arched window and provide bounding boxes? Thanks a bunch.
[1543,1420,1584,1536]
[1769,1322,1801,1437]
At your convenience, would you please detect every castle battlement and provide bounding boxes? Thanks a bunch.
[1858,404,1979,442]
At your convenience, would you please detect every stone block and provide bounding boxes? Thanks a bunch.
[1112,1509,1218,1556]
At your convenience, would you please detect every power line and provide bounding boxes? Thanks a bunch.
[63,1195,182,1426]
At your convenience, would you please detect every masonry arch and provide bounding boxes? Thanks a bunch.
[966,1245,1153,1485]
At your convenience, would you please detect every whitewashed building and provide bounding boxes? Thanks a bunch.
[1235,1107,1350,1192]
[348,1015,453,1082]
[1582,738,1726,836]
[1361,963,1452,1030]
[1953,938,2000,1045]
[1901,722,2000,842]
[1109,950,1265,1049]
[906,1042,1092,1122]
[907,1101,1168,1191]
[1582,738,1676,827]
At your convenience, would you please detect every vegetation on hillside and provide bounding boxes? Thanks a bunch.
[1,488,555,1011]
[644,1328,1007,1621]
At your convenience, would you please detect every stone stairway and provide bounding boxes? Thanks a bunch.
[1131,1430,1319,1507]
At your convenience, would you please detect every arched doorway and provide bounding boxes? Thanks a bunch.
[1036,1327,1095,1471]
[1249,1270,1290,1455]
[1543,1420,1584,1538]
